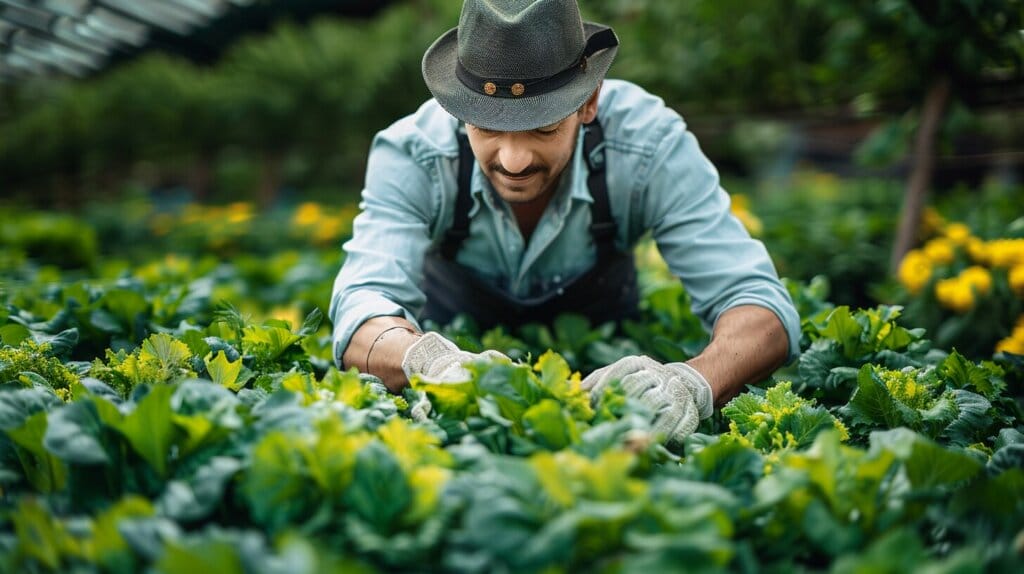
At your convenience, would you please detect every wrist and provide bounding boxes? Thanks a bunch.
[668,362,715,419]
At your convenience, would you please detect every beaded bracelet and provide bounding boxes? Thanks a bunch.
[365,325,418,373]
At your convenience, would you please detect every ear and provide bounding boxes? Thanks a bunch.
[577,82,602,124]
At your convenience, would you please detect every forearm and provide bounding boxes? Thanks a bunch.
[686,305,790,407]
[342,316,422,393]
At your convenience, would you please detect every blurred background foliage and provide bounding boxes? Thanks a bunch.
[1,0,1023,356]
[1,0,1021,205]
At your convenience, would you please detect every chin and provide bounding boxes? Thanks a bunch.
[499,190,543,204]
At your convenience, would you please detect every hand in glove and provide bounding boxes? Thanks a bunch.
[401,332,509,384]
[581,356,714,445]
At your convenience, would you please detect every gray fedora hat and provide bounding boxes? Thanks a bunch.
[422,0,619,132]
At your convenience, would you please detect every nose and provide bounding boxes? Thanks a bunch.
[497,135,533,175]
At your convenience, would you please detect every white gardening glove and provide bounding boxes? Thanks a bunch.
[401,332,509,383]
[581,355,714,445]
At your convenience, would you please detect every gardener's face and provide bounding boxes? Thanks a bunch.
[466,87,600,206]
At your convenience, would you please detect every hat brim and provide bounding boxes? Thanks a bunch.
[422,22,618,132]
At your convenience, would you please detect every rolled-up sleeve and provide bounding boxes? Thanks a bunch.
[641,119,801,361]
[329,129,439,366]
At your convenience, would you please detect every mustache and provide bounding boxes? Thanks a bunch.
[489,163,545,178]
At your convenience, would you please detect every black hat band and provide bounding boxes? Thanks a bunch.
[455,28,618,99]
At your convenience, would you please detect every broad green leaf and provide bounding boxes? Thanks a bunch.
[411,377,477,420]
[90,496,154,571]
[243,432,312,532]
[529,451,575,508]
[830,528,924,574]
[114,384,177,477]
[344,441,412,533]
[904,438,983,490]
[0,387,62,430]
[298,307,323,336]
[820,307,863,358]
[141,333,192,372]
[155,538,244,574]
[950,469,1024,523]
[11,498,80,570]
[843,365,920,430]
[43,400,113,465]
[376,417,452,471]
[302,417,369,499]
[241,325,302,361]
[534,351,593,422]
[33,328,79,359]
[942,390,992,447]
[0,323,31,347]
[204,351,243,390]
[6,411,66,492]
[321,367,375,408]
[522,398,578,450]
[797,339,845,390]
[937,351,1006,400]
[988,441,1024,476]
[689,439,763,496]
[157,457,243,522]
[179,329,212,358]
[802,498,861,556]
[100,288,148,327]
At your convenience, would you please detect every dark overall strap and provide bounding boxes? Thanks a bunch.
[441,119,616,260]
[440,126,476,260]
[581,119,617,263]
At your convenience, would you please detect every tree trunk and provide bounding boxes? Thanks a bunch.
[890,75,952,273]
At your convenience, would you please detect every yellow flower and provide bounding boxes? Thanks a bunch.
[898,250,932,294]
[935,277,974,313]
[942,222,972,245]
[966,237,987,264]
[959,266,992,296]
[996,334,1024,355]
[268,306,303,330]
[1012,266,1024,297]
[923,238,956,265]
[293,202,322,227]
[985,239,1024,267]
[226,202,254,224]
[730,194,763,236]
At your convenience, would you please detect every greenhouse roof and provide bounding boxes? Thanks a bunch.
[0,0,386,82]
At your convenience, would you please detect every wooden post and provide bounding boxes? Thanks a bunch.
[890,75,952,274]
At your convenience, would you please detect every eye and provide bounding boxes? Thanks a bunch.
[469,125,499,136]
[535,123,562,135]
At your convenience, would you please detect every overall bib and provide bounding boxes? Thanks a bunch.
[419,120,639,331]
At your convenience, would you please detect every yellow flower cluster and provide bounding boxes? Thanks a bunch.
[996,315,1024,355]
[972,238,1024,268]
[291,201,358,246]
[150,202,255,243]
[898,250,933,295]
[730,194,763,236]
[878,367,933,410]
[934,266,992,314]
[899,217,1024,315]
[181,202,255,225]
[1011,265,1024,296]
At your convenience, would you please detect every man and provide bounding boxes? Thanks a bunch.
[330,0,800,444]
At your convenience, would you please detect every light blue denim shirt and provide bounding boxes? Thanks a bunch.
[330,79,800,364]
